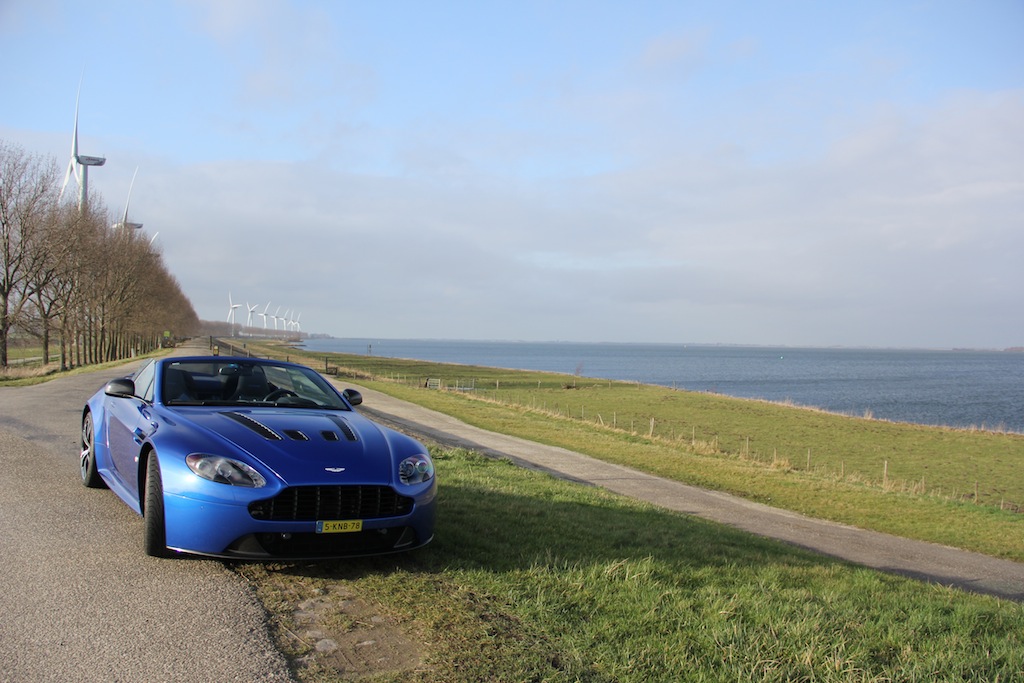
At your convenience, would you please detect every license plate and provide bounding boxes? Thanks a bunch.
[316,519,363,534]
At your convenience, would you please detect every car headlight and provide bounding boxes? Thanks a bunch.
[399,455,433,486]
[186,454,267,488]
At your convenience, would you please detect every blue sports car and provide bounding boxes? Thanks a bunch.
[81,356,436,559]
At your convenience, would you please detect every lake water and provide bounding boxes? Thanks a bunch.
[301,338,1024,433]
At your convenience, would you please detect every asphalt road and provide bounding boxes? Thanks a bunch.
[347,383,1024,602]
[0,352,292,683]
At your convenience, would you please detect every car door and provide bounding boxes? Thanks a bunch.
[105,361,157,498]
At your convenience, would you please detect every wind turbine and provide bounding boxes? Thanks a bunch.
[112,167,143,230]
[227,292,241,330]
[259,302,271,329]
[294,312,302,333]
[60,78,106,213]
[246,302,258,329]
[271,306,282,331]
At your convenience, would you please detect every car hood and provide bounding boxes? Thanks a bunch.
[176,408,396,486]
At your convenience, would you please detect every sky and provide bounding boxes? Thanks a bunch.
[1,1,1022,349]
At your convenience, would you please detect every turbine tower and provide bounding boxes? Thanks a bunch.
[60,78,106,213]
[272,306,282,331]
[246,302,258,329]
[227,292,241,331]
[112,167,143,230]
[259,302,271,329]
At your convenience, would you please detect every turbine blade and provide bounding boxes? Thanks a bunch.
[61,80,84,202]
[122,167,139,224]
[71,78,81,159]
[59,158,75,200]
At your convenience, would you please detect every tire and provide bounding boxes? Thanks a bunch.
[143,452,169,558]
[80,412,106,489]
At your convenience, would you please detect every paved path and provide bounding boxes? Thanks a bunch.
[0,348,292,682]
[344,382,1024,602]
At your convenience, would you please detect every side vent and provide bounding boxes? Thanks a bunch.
[327,416,358,442]
[283,429,309,441]
[221,411,282,440]
[321,431,340,442]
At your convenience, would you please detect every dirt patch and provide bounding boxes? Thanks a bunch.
[284,583,424,680]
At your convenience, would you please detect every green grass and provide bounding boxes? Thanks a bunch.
[370,381,1024,561]
[237,447,1024,683]
[238,339,1024,562]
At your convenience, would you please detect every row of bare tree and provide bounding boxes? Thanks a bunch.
[0,139,198,369]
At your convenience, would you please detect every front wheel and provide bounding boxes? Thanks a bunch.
[143,453,169,558]
[80,412,105,489]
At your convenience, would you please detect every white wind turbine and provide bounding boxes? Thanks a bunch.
[112,167,143,230]
[227,292,241,329]
[293,312,302,332]
[259,302,271,329]
[60,77,106,213]
[272,306,282,331]
[246,302,258,329]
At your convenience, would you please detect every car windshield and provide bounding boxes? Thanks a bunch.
[161,359,349,409]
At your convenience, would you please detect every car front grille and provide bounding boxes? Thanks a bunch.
[249,485,414,521]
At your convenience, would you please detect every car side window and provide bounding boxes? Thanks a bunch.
[133,361,156,403]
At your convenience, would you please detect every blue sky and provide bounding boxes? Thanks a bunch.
[2,1,1022,348]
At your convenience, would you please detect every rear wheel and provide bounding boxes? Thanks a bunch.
[143,453,168,557]
[80,413,105,489]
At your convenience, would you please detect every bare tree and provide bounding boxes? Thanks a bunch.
[0,141,58,367]
[3,138,199,370]
[28,202,84,367]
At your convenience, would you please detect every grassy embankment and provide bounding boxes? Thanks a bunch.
[237,339,1023,563]
[0,346,155,386]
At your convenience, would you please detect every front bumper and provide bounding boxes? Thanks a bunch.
[162,489,436,559]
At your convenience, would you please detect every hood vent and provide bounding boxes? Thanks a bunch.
[327,416,359,442]
[221,412,282,440]
[220,411,358,443]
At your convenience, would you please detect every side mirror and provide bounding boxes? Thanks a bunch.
[105,378,136,398]
[342,388,363,406]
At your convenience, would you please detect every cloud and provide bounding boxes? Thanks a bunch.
[148,78,1022,347]
[636,28,710,77]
